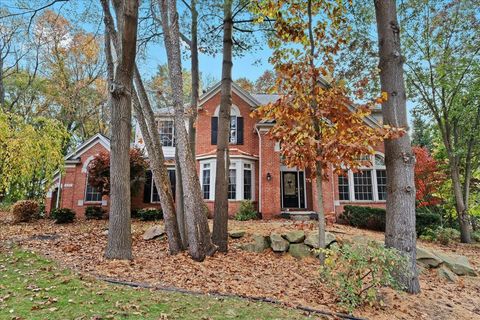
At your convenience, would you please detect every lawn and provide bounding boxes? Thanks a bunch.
[0,249,312,320]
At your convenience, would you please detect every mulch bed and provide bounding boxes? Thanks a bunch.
[1,211,479,320]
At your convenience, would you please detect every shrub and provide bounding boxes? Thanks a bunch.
[320,241,408,313]
[416,211,442,236]
[340,206,386,231]
[235,201,258,221]
[341,205,444,235]
[85,206,106,220]
[137,208,163,221]
[472,231,480,243]
[11,200,40,223]
[131,208,140,219]
[50,208,76,224]
[420,227,460,245]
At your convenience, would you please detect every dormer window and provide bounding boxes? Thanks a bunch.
[158,119,175,147]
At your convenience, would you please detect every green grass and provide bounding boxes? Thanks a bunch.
[0,249,312,320]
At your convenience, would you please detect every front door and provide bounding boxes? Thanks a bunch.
[282,172,299,208]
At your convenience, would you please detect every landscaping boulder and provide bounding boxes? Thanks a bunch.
[143,225,165,240]
[288,243,312,259]
[304,232,336,249]
[229,230,246,239]
[434,252,477,276]
[270,233,289,252]
[240,234,270,253]
[437,265,458,282]
[416,247,443,268]
[283,230,306,243]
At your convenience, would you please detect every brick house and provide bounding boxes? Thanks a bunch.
[46,81,387,219]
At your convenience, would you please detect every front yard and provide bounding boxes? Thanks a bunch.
[1,211,479,319]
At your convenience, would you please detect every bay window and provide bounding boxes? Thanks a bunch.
[338,154,386,202]
[200,159,255,201]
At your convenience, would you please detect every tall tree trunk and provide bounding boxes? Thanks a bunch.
[104,0,139,260]
[314,162,326,264]
[159,0,216,261]
[450,160,471,243]
[0,53,4,108]
[102,0,183,253]
[188,0,199,156]
[212,0,233,252]
[175,148,188,247]
[132,67,184,253]
[374,0,420,294]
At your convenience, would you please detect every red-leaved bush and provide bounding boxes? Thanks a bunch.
[413,146,446,207]
[87,148,148,196]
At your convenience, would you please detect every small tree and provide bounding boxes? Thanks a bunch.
[254,0,398,263]
[413,146,446,208]
[87,148,147,196]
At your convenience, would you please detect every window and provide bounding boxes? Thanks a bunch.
[376,169,387,200]
[338,174,350,201]
[158,119,175,147]
[202,163,211,200]
[243,163,252,200]
[338,154,386,202]
[228,168,237,200]
[353,170,373,200]
[229,116,237,144]
[200,159,254,201]
[85,179,102,202]
[151,170,176,203]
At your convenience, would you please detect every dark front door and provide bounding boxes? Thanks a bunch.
[282,172,299,208]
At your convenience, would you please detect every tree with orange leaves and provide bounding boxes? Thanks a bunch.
[253,0,400,263]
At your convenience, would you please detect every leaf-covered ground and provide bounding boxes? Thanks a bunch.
[0,249,314,319]
[1,211,479,319]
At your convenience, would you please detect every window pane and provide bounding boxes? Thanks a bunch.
[229,116,237,144]
[228,169,236,200]
[244,169,252,200]
[338,174,350,201]
[375,155,385,166]
[85,183,102,202]
[202,169,210,199]
[159,120,175,147]
[376,169,387,200]
[353,170,373,201]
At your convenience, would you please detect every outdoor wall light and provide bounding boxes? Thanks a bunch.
[266,172,272,181]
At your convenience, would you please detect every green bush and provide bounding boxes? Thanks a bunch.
[85,206,106,220]
[416,212,442,236]
[340,206,386,231]
[341,205,443,235]
[131,208,140,219]
[420,227,460,245]
[50,208,76,224]
[472,231,480,243]
[234,201,258,221]
[11,200,40,223]
[136,208,163,221]
[320,241,408,313]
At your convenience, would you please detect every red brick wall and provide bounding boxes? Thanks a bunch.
[52,142,109,218]
[258,130,281,219]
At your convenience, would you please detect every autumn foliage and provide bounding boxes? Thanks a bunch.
[87,148,148,195]
[413,146,446,207]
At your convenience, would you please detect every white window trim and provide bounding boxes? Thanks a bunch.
[158,118,175,147]
[342,153,386,203]
[84,173,102,204]
[199,159,255,201]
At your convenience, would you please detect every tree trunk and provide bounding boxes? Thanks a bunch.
[450,160,471,243]
[175,148,188,247]
[212,0,233,253]
[374,0,420,294]
[159,0,216,261]
[315,162,326,264]
[0,53,4,108]
[132,67,184,253]
[188,0,199,156]
[104,0,140,260]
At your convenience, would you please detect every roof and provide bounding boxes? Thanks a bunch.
[64,133,110,162]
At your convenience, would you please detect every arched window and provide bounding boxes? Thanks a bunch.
[338,153,386,202]
[211,105,244,145]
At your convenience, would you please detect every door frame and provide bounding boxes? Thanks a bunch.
[280,167,307,209]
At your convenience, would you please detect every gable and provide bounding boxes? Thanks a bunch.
[64,133,111,162]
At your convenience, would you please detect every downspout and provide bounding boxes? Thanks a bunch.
[56,173,62,209]
[255,126,262,215]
